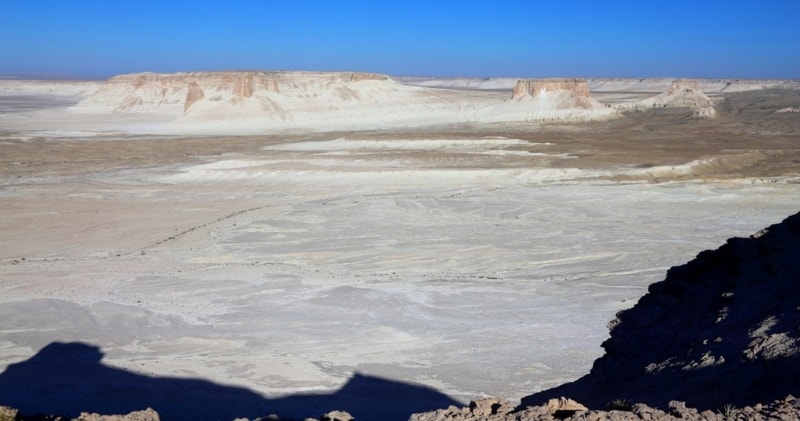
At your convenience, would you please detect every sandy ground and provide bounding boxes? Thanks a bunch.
[0,87,799,419]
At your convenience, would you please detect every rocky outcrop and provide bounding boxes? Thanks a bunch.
[0,407,160,421]
[74,71,396,115]
[479,78,617,122]
[74,408,160,421]
[411,395,800,421]
[626,79,715,116]
[511,79,591,100]
[0,406,18,421]
[521,210,800,411]
[412,209,800,420]
[320,410,354,421]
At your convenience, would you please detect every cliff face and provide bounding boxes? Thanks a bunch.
[69,71,626,130]
[75,71,396,115]
[522,210,800,411]
[507,79,603,112]
[511,79,591,100]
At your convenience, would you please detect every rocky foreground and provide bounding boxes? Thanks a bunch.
[411,395,800,421]
[3,396,800,421]
[2,211,799,420]
[412,210,800,420]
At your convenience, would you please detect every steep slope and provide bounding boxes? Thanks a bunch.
[521,210,800,411]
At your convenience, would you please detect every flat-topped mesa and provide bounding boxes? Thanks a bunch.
[671,78,699,91]
[478,77,617,122]
[76,71,397,114]
[511,79,591,100]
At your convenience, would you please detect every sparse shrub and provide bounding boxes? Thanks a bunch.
[606,398,632,411]
[717,403,738,419]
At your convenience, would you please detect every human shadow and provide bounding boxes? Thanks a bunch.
[521,211,800,412]
[0,342,460,421]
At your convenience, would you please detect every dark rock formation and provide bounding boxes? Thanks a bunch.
[521,210,800,411]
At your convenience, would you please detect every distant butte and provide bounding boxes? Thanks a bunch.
[511,79,591,100]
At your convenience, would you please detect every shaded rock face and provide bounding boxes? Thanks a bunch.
[183,81,204,112]
[511,79,591,100]
[522,210,800,411]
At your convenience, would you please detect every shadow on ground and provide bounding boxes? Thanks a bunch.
[0,342,460,420]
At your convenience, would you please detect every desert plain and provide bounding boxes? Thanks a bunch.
[0,73,799,420]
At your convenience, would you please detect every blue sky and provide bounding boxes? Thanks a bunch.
[2,1,799,79]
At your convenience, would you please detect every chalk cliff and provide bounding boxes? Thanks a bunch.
[480,79,617,122]
[75,71,394,115]
[69,71,629,132]
[511,79,591,103]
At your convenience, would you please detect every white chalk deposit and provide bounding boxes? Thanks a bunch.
[1,133,798,408]
[47,71,617,134]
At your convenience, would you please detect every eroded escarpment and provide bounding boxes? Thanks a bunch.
[76,71,394,115]
[477,78,617,122]
[511,79,591,101]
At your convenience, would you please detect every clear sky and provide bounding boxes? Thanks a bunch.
[2,0,799,79]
